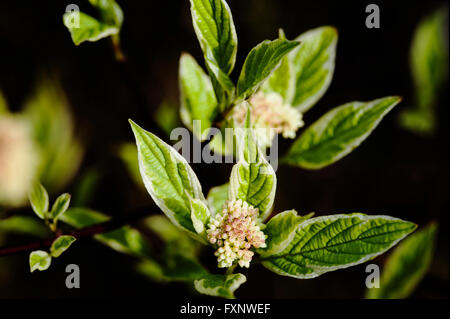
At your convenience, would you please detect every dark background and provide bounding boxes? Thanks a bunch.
[0,0,448,298]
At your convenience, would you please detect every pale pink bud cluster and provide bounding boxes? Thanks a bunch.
[207,199,267,268]
[0,116,38,206]
[232,92,304,147]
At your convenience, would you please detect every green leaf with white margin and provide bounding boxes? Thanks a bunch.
[284,96,401,169]
[229,110,276,220]
[89,0,123,28]
[50,193,71,220]
[258,210,314,257]
[29,250,51,272]
[129,120,209,242]
[261,214,416,279]
[63,12,119,46]
[289,26,338,112]
[366,222,438,299]
[50,235,76,258]
[190,0,237,75]
[207,183,229,215]
[262,29,293,100]
[194,273,246,299]
[189,197,210,235]
[236,39,300,100]
[60,208,152,257]
[179,53,218,140]
[28,182,49,220]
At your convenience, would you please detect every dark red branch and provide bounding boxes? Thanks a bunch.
[0,208,153,257]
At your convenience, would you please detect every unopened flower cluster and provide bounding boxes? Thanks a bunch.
[232,92,304,147]
[207,199,267,268]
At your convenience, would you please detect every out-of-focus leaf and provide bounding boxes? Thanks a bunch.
[60,208,152,258]
[139,215,206,282]
[59,207,109,227]
[29,250,51,272]
[194,273,246,299]
[50,235,76,258]
[0,215,50,238]
[410,7,448,104]
[137,254,208,283]
[155,100,180,137]
[399,108,436,135]
[285,97,401,169]
[23,77,83,192]
[366,223,438,299]
[118,143,143,188]
[144,215,201,259]
[72,167,102,207]
[399,7,448,135]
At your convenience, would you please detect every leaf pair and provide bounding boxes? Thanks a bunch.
[30,235,76,272]
[29,182,71,223]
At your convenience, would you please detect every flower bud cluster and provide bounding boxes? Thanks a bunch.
[207,199,267,268]
[0,116,38,206]
[232,92,304,147]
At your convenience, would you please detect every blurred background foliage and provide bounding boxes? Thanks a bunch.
[0,0,448,298]
[399,6,448,135]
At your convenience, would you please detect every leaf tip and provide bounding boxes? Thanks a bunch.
[128,118,141,133]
